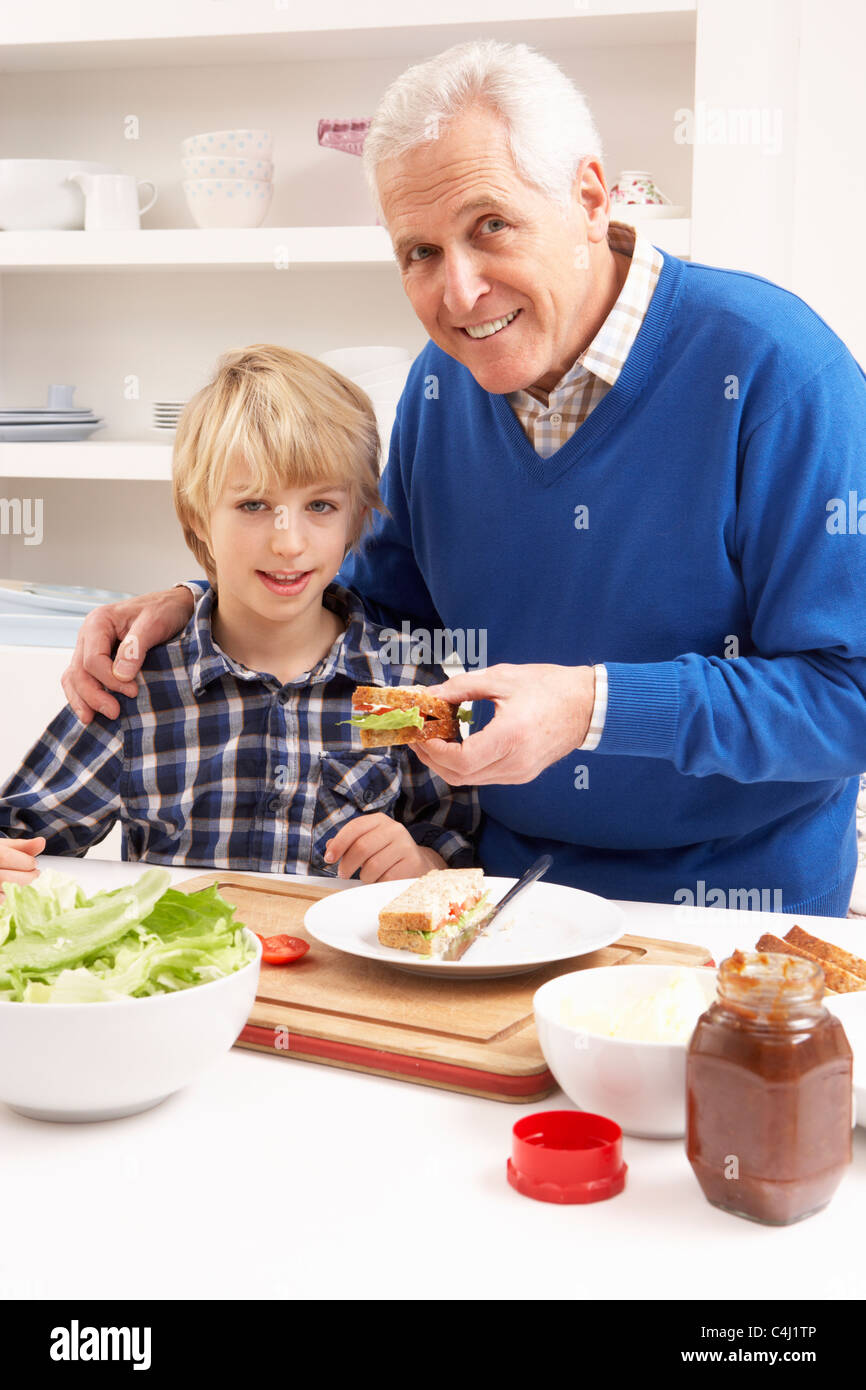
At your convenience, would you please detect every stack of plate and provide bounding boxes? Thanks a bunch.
[152,401,187,435]
[0,405,105,443]
[0,579,132,647]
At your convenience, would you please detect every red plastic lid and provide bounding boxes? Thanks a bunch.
[507,1110,627,1204]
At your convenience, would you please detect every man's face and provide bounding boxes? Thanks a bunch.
[378,104,605,395]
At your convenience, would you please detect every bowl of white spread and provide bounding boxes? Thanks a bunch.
[533,965,718,1138]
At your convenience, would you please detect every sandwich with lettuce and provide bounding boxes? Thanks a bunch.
[377,867,490,959]
[341,684,471,748]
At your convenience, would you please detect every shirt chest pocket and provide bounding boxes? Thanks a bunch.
[310,749,404,875]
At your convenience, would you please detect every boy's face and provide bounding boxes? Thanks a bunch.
[196,463,356,625]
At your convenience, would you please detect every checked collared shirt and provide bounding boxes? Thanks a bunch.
[0,583,479,875]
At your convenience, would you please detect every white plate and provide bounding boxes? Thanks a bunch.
[0,421,104,441]
[0,406,93,416]
[0,414,99,425]
[304,876,627,979]
[824,992,866,1126]
[0,579,130,615]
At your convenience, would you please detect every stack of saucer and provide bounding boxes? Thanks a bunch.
[0,386,104,442]
[151,401,187,435]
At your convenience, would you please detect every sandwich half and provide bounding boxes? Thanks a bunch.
[378,868,489,958]
[344,685,461,748]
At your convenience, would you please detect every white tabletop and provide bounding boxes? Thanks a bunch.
[2,854,864,1302]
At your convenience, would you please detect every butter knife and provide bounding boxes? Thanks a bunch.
[442,854,554,962]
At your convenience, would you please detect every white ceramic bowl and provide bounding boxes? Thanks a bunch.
[533,964,718,1139]
[183,178,272,229]
[351,364,412,390]
[0,932,261,1122]
[181,129,273,160]
[318,346,410,378]
[182,155,273,181]
[0,158,119,230]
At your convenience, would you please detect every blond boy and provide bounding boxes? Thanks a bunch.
[0,346,478,884]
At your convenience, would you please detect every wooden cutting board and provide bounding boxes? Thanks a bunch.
[177,872,713,1103]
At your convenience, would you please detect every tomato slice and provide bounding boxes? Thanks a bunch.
[255,933,310,965]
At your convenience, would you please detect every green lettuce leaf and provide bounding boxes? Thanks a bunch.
[338,706,425,731]
[0,867,256,1003]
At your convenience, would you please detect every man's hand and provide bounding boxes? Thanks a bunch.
[410,663,596,785]
[61,586,197,725]
[323,812,446,883]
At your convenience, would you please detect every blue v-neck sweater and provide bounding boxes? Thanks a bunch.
[341,251,866,916]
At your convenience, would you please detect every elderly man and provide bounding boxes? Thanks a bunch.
[61,40,866,914]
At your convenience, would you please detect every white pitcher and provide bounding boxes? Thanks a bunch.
[66,172,157,229]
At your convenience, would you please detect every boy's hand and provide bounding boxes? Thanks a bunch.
[0,835,46,887]
[323,814,446,883]
[61,585,196,725]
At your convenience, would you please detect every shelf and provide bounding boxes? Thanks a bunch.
[0,3,697,71]
[0,442,172,480]
[0,219,690,271]
[0,226,397,272]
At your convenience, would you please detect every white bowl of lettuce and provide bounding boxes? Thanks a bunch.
[0,866,261,1122]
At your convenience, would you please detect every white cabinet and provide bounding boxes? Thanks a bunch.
[0,644,122,859]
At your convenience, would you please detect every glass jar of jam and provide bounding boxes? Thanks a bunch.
[686,950,852,1225]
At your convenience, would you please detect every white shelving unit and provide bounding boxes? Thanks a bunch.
[0,0,862,596]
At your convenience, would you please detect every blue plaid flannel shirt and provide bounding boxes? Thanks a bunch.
[0,582,480,875]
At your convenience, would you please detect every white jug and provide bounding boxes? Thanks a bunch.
[66,172,157,229]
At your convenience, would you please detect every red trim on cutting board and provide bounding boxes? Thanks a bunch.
[236,1023,553,1098]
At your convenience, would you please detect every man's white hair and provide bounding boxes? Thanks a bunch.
[362,39,603,225]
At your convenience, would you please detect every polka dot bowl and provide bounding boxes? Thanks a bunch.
[181,129,274,160]
[183,178,273,228]
[182,156,273,181]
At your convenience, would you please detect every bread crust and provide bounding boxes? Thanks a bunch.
[754,932,865,994]
[784,924,866,983]
[352,685,459,746]
[360,717,457,748]
[377,923,437,955]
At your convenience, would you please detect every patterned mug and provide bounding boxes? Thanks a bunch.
[609,170,670,206]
